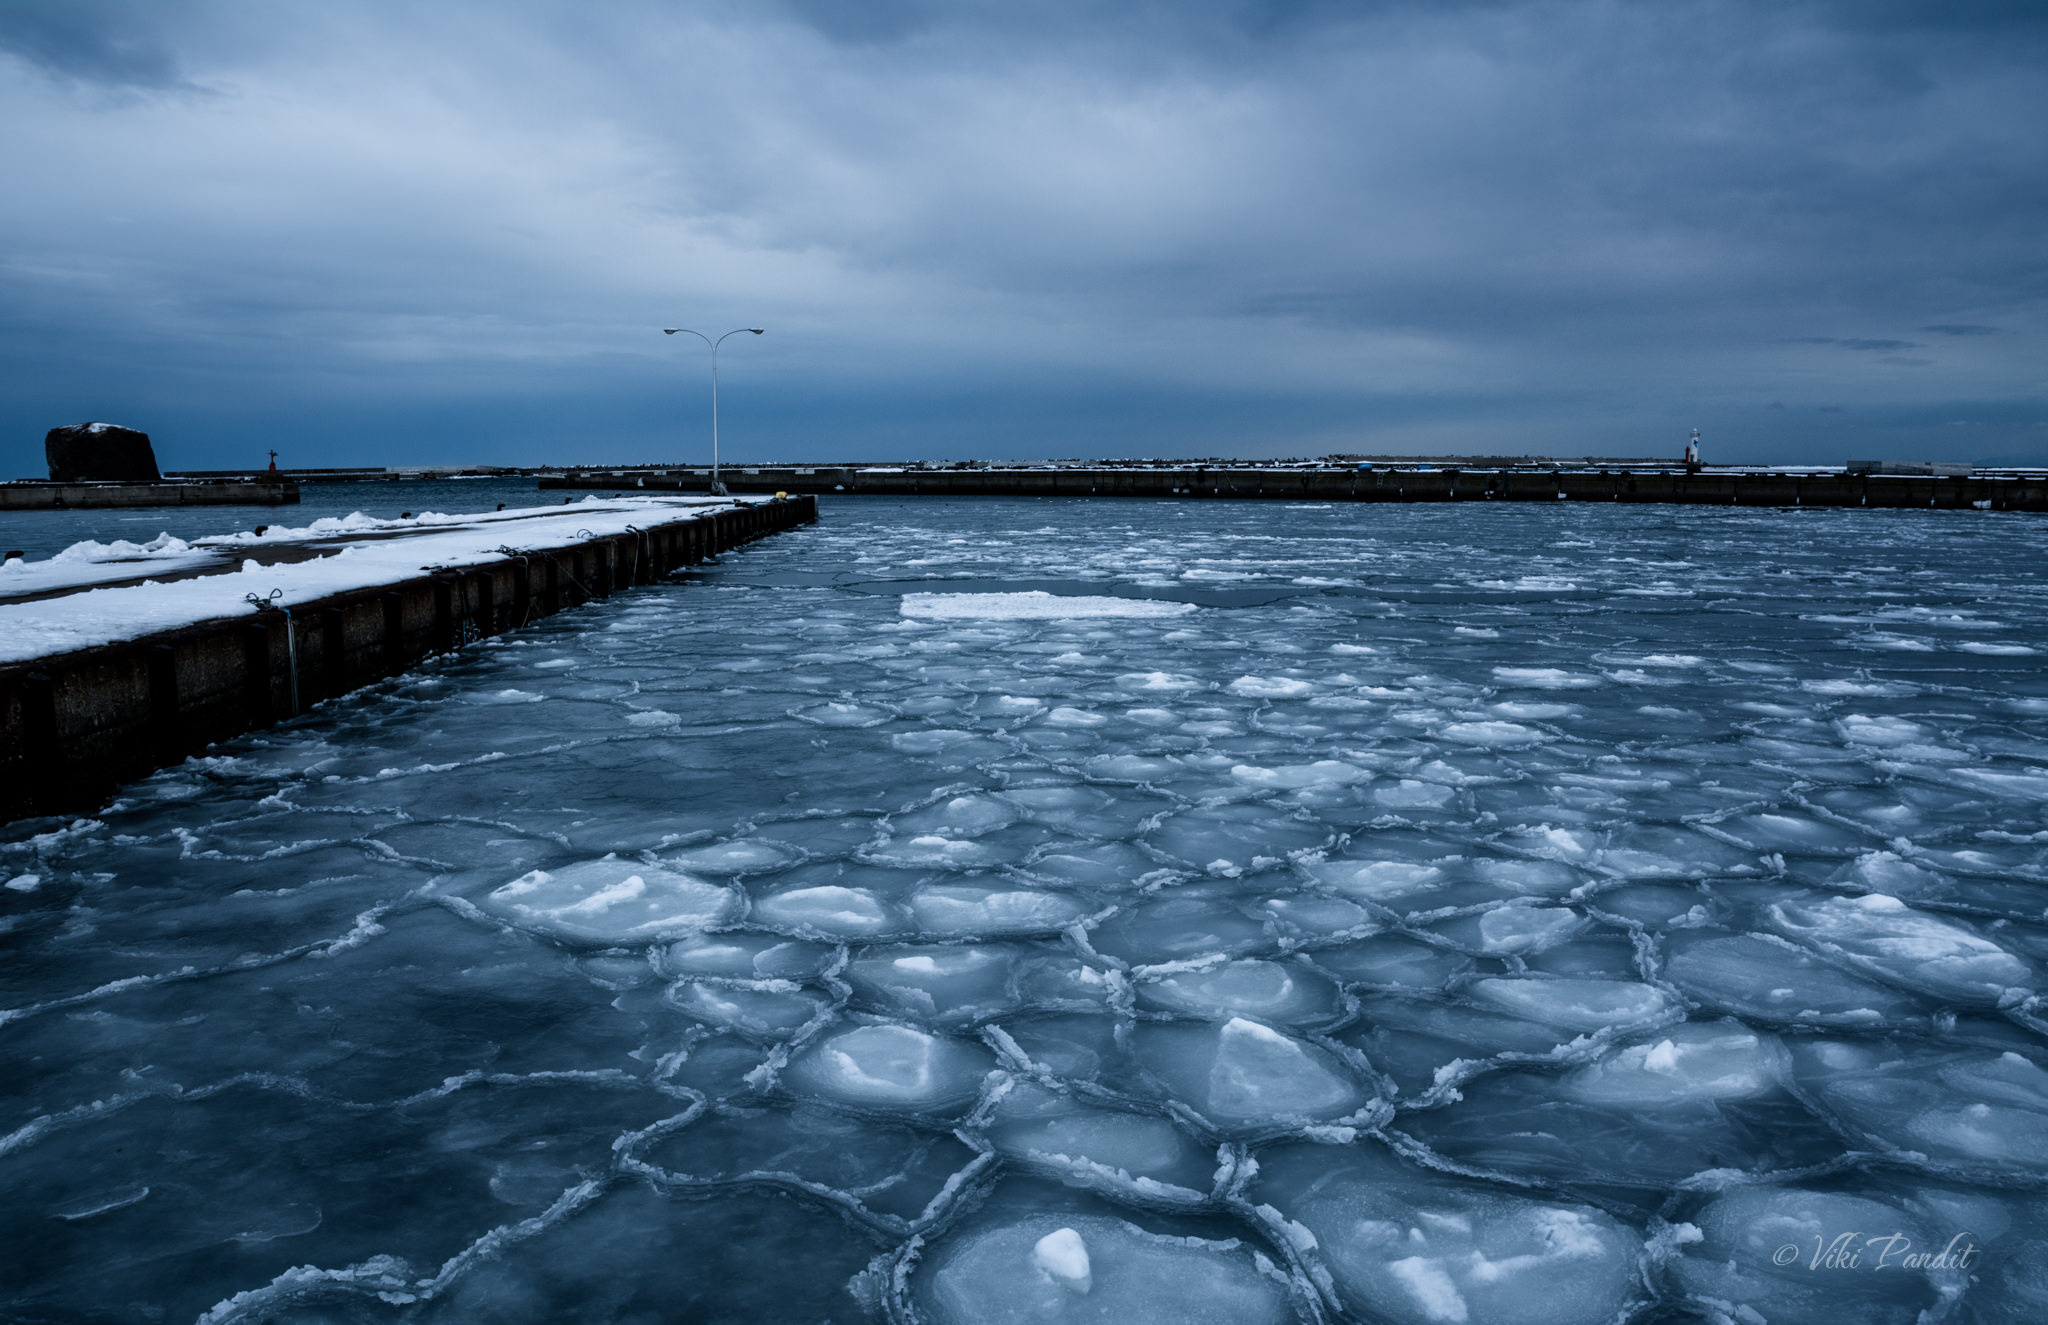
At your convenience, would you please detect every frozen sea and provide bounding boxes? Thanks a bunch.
[5,495,2048,1323]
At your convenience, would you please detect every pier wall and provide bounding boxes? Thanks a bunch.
[0,496,815,824]
[0,480,301,510]
[541,466,2048,511]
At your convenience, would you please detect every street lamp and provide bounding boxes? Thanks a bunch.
[662,326,764,496]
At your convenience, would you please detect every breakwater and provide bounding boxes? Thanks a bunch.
[0,479,300,510]
[0,495,815,823]
[541,464,2048,510]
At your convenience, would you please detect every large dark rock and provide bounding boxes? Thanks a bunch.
[45,422,162,482]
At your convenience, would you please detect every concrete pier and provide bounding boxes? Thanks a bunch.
[1,479,300,509]
[540,464,2048,511]
[0,495,815,824]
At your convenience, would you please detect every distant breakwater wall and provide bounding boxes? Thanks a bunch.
[0,480,300,510]
[541,466,2048,511]
[0,496,815,825]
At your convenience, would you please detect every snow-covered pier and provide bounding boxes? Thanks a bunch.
[0,494,816,823]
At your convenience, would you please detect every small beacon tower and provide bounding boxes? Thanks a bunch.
[1683,428,1702,473]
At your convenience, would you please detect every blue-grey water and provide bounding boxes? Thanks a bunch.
[5,496,2048,1323]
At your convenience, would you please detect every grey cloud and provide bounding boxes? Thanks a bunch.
[1807,0,2048,34]
[1923,323,2001,335]
[0,0,194,90]
[0,0,2044,471]
[775,0,939,44]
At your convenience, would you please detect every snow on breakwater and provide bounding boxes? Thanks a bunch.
[0,494,761,663]
[1,496,815,826]
[4,496,2048,1321]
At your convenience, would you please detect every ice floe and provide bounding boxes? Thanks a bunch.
[483,858,737,944]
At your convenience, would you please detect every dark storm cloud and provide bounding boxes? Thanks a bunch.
[0,0,195,90]
[1,0,2045,471]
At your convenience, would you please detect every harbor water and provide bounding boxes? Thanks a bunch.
[4,496,2048,1322]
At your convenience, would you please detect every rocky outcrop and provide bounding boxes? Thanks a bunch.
[45,422,162,483]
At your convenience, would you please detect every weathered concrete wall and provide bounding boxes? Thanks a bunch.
[0,496,815,824]
[0,481,301,509]
[541,466,2048,511]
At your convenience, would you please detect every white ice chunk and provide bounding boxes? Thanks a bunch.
[1499,825,1599,865]
[751,884,903,937]
[908,883,1092,936]
[1671,1187,1943,1322]
[1136,959,1341,1026]
[669,982,830,1038]
[845,943,1019,1022]
[867,834,1002,868]
[1490,701,1577,720]
[655,934,831,980]
[1376,780,1455,808]
[783,1023,993,1112]
[1256,894,1375,940]
[903,591,1195,620]
[1115,671,1202,692]
[1561,1023,1788,1107]
[792,701,895,727]
[1440,721,1552,747]
[1031,1228,1092,1294]
[1836,714,1930,746]
[989,1083,1209,1189]
[484,859,737,944]
[1285,1157,1642,1325]
[892,794,1019,837]
[1465,859,1586,900]
[1663,932,1923,1024]
[1231,759,1369,789]
[1465,978,1674,1033]
[664,839,796,874]
[1835,850,1950,899]
[893,728,978,753]
[918,1214,1292,1324]
[1228,675,1316,698]
[1085,754,1186,782]
[1491,667,1600,689]
[1138,1016,1366,1130]
[1796,1043,2048,1176]
[1768,892,2032,1005]
[1308,859,1447,902]
[1475,906,1584,953]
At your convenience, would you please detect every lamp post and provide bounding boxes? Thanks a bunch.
[662,326,764,496]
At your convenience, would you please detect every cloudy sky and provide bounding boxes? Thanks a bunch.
[3,0,2044,474]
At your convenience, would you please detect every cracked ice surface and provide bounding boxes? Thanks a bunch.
[5,495,2048,1322]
